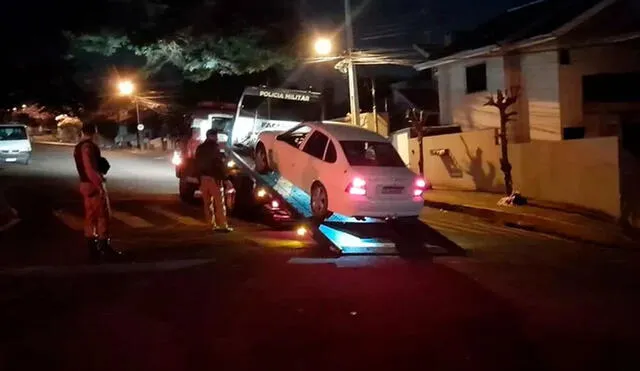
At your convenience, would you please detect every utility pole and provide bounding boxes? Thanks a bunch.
[344,0,361,127]
[371,77,378,134]
[135,96,142,150]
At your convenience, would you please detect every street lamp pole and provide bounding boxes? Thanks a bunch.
[134,96,142,150]
[344,0,361,127]
[117,80,143,150]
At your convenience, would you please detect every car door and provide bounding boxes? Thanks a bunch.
[297,130,330,192]
[272,124,312,181]
[317,138,341,198]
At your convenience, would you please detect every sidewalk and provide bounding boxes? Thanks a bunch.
[423,189,638,248]
[32,139,171,156]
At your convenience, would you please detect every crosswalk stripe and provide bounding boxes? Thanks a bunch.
[53,210,84,231]
[145,205,205,226]
[111,210,154,228]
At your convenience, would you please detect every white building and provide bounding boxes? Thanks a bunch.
[413,0,640,142]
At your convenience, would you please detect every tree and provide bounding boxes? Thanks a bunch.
[66,0,301,82]
[484,87,520,196]
[10,105,55,129]
[405,108,438,176]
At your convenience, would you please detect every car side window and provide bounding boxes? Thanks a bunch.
[277,125,311,148]
[324,141,337,163]
[302,131,329,159]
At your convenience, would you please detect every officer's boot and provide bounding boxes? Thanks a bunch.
[87,237,102,263]
[97,238,124,262]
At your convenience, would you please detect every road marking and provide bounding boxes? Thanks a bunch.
[145,205,205,226]
[53,210,84,231]
[111,210,154,228]
[0,258,214,277]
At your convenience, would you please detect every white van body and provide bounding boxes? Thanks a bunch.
[0,123,32,165]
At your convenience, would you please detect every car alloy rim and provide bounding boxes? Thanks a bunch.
[256,149,266,169]
[312,187,326,213]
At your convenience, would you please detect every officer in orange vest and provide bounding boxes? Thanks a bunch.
[73,123,123,262]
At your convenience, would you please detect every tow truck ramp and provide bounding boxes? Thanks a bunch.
[228,149,463,257]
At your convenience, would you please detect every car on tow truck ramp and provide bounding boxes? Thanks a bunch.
[255,122,426,221]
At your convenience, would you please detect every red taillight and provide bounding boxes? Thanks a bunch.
[413,178,427,197]
[346,177,367,195]
[271,200,280,209]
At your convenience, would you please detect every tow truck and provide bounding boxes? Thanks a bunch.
[174,87,458,256]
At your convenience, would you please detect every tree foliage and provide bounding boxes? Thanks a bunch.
[66,0,301,81]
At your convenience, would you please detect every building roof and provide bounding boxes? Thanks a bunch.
[415,0,613,70]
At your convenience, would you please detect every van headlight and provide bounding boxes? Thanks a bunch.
[171,151,182,166]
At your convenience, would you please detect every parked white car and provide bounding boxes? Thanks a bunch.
[0,123,32,165]
[255,122,426,220]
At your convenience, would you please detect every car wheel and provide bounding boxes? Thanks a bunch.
[179,178,197,204]
[255,143,270,174]
[311,182,330,221]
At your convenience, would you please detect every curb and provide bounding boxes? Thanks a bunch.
[424,200,637,248]
[33,140,76,147]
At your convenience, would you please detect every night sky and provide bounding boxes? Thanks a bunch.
[1,0,532,109]
[298,0,530,100]
[302,0,528,47]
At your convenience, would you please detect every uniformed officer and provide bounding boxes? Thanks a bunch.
[195,129,233,232]
[73,122,123,261]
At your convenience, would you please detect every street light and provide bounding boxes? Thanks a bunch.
[312,0,361,128]
[117,80,135,96]
[344,0,361,128]
[117,80,142,150]
[314,38,332,56]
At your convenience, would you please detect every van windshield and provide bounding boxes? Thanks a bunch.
[0,126,28,141]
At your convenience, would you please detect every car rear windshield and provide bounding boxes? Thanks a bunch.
[0,126,27,141]
[340,141,406,167]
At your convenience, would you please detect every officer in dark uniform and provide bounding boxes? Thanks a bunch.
[195,129,233,232]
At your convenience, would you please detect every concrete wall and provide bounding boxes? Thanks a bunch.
[390,128,411,166]
[510,136,620,217]
[558,43,640,133]
[408,130,621,217]
[415,129,505,193]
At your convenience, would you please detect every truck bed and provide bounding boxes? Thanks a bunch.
[228,146,463,257]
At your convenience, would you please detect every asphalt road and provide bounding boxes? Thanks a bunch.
[0,143,639,371]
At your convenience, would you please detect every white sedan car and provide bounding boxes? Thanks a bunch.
[255,122,427,220]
